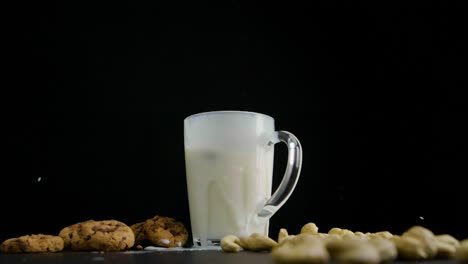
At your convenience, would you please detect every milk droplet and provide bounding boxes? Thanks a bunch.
[159,239,170,245]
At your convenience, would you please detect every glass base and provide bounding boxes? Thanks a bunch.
[193,238,220,248]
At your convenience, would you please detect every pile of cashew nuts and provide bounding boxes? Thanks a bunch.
[220,223,468,264]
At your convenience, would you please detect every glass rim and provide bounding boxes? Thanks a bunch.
[184,110,274,121]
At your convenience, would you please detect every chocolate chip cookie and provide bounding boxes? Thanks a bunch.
[59,220,135,251]
[130,222,146,246]
[0,234,64,253]
[142,215,188,248]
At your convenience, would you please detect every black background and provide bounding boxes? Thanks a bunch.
[2,2,467,244]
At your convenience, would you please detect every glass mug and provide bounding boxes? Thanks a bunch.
[184,111,302,247]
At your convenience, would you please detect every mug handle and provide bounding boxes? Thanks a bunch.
[257,130,303,219]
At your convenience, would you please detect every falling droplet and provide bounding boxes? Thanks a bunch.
[419,216,424,220]
[37,177,42,182]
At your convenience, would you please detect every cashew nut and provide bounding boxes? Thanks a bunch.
[280,235,297,245]
[220,235,242,253]
[435,240,457,259]
[455,239,468,263]
[272,234,329,264]
[367,231,393,240]
[328,228,354,237]
[368,237,397,262]
[288,233,328,246]
[435,234,459,258]
[239,233,278,252]
[402,225,437,259]
[342,233,369,241]
[336,244,381,264]
[354,232,367,237]
[391,235,428,260]
[278,228,289,244]
[326,237,365,256]
[435,234,460,247]
[324,233,342,241]
[301,223,319,235]
[326,238,380,264]
[315,233,331,239]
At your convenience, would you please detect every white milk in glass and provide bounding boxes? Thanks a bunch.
[185,148,273,245]
[184,112,275,246]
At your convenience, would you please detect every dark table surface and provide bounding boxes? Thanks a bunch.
[0,250,462,264]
